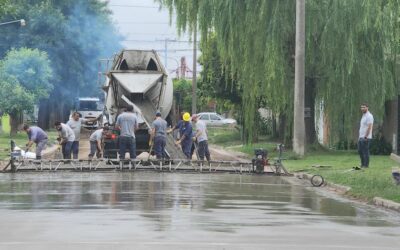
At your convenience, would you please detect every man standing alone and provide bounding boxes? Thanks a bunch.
[358,103,374,169]
[23,124,48,160]
[116,105,138,160]
[150,111,167,159]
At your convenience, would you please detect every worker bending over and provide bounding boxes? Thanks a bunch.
[23,124,48,160]
[55,121,75,159]
[88,126,109,159]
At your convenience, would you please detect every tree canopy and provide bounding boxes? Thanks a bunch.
[0,47,52,134]
[0,0,122,128]
[1,47,53,99]
[159,0,400,145]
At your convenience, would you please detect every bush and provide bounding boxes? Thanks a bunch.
[334,139,357,150]
[370,135,392,155]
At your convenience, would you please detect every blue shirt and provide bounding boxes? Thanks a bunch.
[28,126,48,143]
[152,118,167,137]
[179,121,193,143]
[175,120,183,131]
[116,112,138,138]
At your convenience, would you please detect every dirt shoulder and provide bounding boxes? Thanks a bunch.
[208,144,250,162]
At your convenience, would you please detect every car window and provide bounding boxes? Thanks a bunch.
[200,114,209,121]
[210,114,221,120]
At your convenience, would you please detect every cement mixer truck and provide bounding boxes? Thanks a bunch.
[102,50,185,159]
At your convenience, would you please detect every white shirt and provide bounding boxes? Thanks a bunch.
[67,118,86,141]
[359,111,373,139]
[89,129,103,142]
[195,120,208,142]
[60,123,75,142]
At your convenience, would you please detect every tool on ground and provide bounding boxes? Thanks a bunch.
[392,168,400,185]
[310,174,325,187]
[147,138,154,161]
[55,141,63,159]
[192,140,200,160]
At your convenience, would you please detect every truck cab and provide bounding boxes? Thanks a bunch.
[74,97,104,129]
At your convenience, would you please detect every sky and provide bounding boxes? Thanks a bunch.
[108,0,200,77]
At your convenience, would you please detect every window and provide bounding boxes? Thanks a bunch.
[79,101,102,111]
[210,114,221,121]
[200,114,209,121]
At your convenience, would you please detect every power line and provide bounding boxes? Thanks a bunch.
[122,39,197,43]
[117,22,171,25]
[109,4,160,9]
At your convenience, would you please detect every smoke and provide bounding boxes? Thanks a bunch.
[64,1,123,99]
[0,0,123,127]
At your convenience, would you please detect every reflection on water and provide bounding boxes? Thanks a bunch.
[0,172,398,232]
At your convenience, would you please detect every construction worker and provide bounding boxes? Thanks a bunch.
[167,111,184,140]
[175,112,193,159]
[88,126,109,159]
[54,121,75,159]
[22,124,48,160]
[115,105,139,160]
[192,114,211,161]
[150,111,168,159]
[67,111,101,159]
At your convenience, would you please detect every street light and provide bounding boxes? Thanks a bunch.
[0,19,26,27]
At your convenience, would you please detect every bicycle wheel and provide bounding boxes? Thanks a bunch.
[311,174,324,187]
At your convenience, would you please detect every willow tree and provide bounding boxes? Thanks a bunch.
[159,0,400,146]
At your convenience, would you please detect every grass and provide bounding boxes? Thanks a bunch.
[210,128,400,204]
[1,115,10,134]
[207,127,242,146]
[0,130,59,160]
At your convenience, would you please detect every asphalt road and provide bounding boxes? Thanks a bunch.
[0,172,399,250]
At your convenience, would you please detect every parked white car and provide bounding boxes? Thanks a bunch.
[197,112,237,127]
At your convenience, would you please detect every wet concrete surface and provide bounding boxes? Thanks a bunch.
[0,172,399,250]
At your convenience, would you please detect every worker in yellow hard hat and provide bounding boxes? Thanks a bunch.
[175,112,193,159]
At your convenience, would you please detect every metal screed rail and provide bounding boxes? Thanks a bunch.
[3,158,290,175]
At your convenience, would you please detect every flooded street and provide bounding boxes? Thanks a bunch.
[0,172,399,250]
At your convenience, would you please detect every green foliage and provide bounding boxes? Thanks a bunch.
[0,0,122,126]
[0,75,35,114]
[173,79,192,112]
[207,127,241,145]
[1,47,53,99]
[370,136,393,155]
[334,140,357,151]
[0,0,13,16]
[159,0,400,146]
[0,47,52,117]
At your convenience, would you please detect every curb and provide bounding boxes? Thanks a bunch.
[373,197,400,212]
[295,172,400,213]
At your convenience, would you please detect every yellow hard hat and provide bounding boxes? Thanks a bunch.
[182,112,191,122]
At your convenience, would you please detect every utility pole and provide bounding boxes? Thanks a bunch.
[293,0,305,156]
[157,38,176,69]
[192,22,197,115]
